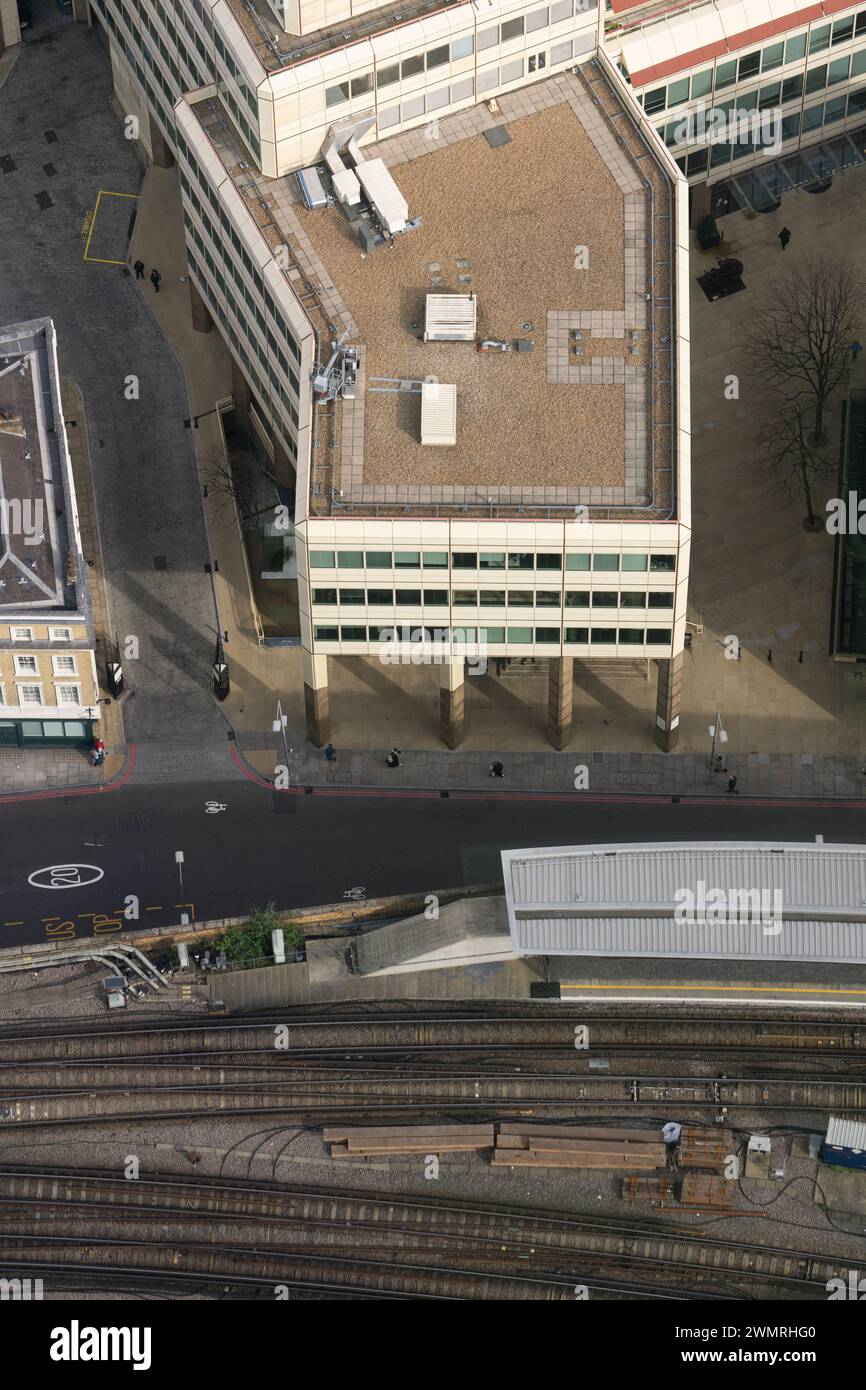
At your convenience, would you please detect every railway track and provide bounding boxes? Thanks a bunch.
[2,1069,865,1124]
[0,1012,864,1061]
[0,1169,849,1300]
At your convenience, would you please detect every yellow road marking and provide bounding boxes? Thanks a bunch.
[83,189,140,264]
[561,982,866,996]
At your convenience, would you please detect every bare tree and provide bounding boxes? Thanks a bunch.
[201,447,257,522]
[746,254,860,445]
[757,392,835,531]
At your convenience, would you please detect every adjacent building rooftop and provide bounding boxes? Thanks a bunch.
[0,319,85,618]
[193,55,681,519]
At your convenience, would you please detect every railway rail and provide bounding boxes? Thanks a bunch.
[1,1068,865,1124]
[0,1169,849,1301]
[0,1013,864,1062]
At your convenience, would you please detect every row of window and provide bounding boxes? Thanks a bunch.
[0,626,73,642]
[183,214,300,425]
[639,12,866,115]
[0,684,82,708]
[178,144,301,367]
[313,625,673,645]
[308,549,677,572]
[187,248,297,462]
[312,588,674,609]
[323,1,592,109]
[91,0,177,127]
[660,52,866,148]
[673,89,866,176]
[0,654,78,676]
[186,234,300,438]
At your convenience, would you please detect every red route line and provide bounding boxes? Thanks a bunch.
[0,744,138,806]
[228,745,866,809]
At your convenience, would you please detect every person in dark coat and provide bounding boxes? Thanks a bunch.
[778,227,791,250]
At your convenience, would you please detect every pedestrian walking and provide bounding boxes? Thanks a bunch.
[323,742,337,761]
[90,737,105,768]
[385,748,401,768]
[489,760,504,778]
[851,340,864,362]
[778,226,791,251]
[150,268,162,293]
[713,755,724,773]
[726,774,739,795]
[133,259,145,280]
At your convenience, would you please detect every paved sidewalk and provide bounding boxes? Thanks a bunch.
[237,732,866,799]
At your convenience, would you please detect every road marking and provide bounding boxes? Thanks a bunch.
[27,864,104,890]
[3,921,23,927]
[83,189,140,265]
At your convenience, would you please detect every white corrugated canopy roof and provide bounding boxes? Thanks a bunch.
[501,842,866,963]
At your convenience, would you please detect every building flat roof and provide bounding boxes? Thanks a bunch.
[0,320,82,616]
[502,841,866,965]
[193,56,681,519]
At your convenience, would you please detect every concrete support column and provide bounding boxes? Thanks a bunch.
[689,182,712,229]
[654,653,684,752]
[71,0,91,23]
[231,359,251,419]
[303,651,329,748]
[188,277,214,334]
[148,111,174,168]
[546,656,573,750]
[439,657,465,749]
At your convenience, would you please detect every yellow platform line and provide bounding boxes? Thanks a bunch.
[562,982,866,996]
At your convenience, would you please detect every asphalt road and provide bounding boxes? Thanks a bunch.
[0,8,224,741]
[1,779,865,948]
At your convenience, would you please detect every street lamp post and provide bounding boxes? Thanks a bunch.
[708,711,728,775]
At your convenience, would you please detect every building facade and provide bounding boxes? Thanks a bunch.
[0,0,20,55]
[0,320,99,749]
[607,0,866,217]
[83,0,695,749]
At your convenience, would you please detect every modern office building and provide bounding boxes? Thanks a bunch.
[0,319,100,749]
[81,0,695,749]
[607,0,866,217]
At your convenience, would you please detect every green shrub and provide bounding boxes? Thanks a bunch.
[203,903,304,962]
